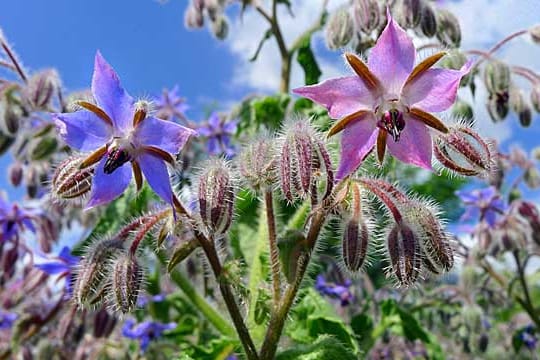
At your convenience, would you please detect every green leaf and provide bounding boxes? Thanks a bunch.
[233,95,290,136]
[183,337,238,360]
[351,313,374,349]
[167,238,200,273]
[249,29,273,62]
[276,335,357,360]
[296,36,322,85]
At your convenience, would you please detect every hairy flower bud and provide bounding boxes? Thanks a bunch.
[0,131,14,155]
[197,159,235,235]
[529,24,540,44]
[352,0,381,33]
[211,15,229,40]
[325,7,354,50]
[278,119,333,202]
[25,166,39,198]
[461,304,483,333]
[73,239,123,308]
[23,69,59,110]
[513,200,540,245]
[419,3,438,37]
[93,308,117,338]
[341,217,370,274]
[438,50,467,70]
[109,253,144,313]
[531,85,540,113]
[486,91,510,122]
[401,0,422,28]
[8,161,23,187]
[524,167,540,189]
[30,136,58,161]
[238,137,276,191]
[0,98,20,135]
[452,100,474,125]
[436,9,461,47]
[435,126,493,177]
[386,221,421,287]
[484,60,511,94]
[184,5,204,29]
[51,157,93,200]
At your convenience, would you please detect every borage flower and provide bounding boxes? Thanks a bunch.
[34,246,79,296]
[154,85,189,122]
[0,193,37,242]
[456,186,506,227]
[197,112,237,157]
[315,274,354,307]
[54,52,195,209]
[122,318,176,352]
[294,10,472,180]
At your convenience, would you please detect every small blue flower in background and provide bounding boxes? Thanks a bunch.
[456,186,506,227]
[122,318,176,352]
[315,274,354,307]
[0,312,17,329]
[136,294,166,308]
[154,85,190,123]
[34,246,79,296]
[519,325,538,350]
[197,112,237,157]
[53,52,195,209]
[0,193,37,242]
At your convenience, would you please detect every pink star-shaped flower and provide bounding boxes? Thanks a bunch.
[294,10,472,180]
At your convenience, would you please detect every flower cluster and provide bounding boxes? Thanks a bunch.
[122,318,176,352]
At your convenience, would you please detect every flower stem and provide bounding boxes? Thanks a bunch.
[472,29,528,70]
[197,234,259,360]
[265,191,281,305]
[156,250,235,337]
[259,209,326,360]
[513,250,540,328]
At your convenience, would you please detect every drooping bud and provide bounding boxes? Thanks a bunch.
[184,4,204,29]
[25,166,39,198]
[197,159,235,235]
[0,98,20,135]
[435,9,461,47]
[8,161,23,187]
[109,253,144,313]
[438,50,467,71]
[461,304,483,333]
[386,221,421,287]
[238,136,276,192]
[495,215,528,252]
[73,238,123,308]
[419,3,438,37]
[483,60,511,94]
[509,89,533,127]
[93,308,117,338]
[211,15,229,40]
[51,157,93,201]
[531,85,540,113]
[524,167,540,189]
[486,91,510,122]
[513,200,540,245]
[352,0,381,34]
[325,7,354,50]
[401,0,422,28]
[451,99,474,125]
[434,125,493,177]
[0,131,14,155]
[30,137,58,161]
[529,24,540,44]
[278,119,333,203]
[23,69,59,110]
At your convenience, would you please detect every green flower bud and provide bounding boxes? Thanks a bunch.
[484,60,511,94]
[325,7,354,50]
[436,9,461,47]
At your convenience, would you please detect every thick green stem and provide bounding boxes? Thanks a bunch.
[265,191,282,305]
[197,235,260,360]
[156,251,235,337]
[259,210,326,360]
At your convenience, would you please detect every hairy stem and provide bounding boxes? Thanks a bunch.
[265,191,282,306]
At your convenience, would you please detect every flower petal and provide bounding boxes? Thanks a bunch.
[86,157,132,209]
[138,152,174,205]
[368,10,415,95]
[54,111,111,152]
[403,60,473,112]
[336,114,378,180]
[92,51,134,133]
[386,116,432,170]
[208,112,221,129]
[293,76,375,119]
[136,116,195,154]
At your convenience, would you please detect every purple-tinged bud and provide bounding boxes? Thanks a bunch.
[0,131,14,155]
[2,246,19,280]
[93,308,117,338]
[510,88,533,127]
[484,60,511,94]
[434,126,494,177]
[402,0,422,28]
[529,24,540,44]
[238,137,276,192]
[486,91,510,122]
[419,3,438,37]
[23,69,59,110]
[51,157,93,201]
[184,5,204,29]
[73,239,123,308]
[435,9,461,47]
[531,85,540,113]
[386,221,421,287]
[513,200,540,245]
[8,161,23,187]
[0,99,20,135]
[25,166,39,198]
[278,119,333,203]
[352,0,381,34]
[109,253,144,313]
[325,7,354,50]
[197,159,235,235]
[524,167,540,189]
[211,15,229,40]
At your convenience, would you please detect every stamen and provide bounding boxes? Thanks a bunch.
[104,148,132,174]
[404,52,447,86]
[133,108,146,127]
[76,101,114,127]
[410,108,449,133]
[143,146,175,164]
[80,145,107,169]
[377,131,387,163]
[344,53,381,91]
[327,109,370,137]
[132,161,143,191]
[378,109,405,142]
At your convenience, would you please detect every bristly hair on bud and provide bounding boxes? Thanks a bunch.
[50,156,94,203]
[434,122,496,178]
[107,252,145,314]
[195,158,236,237]
[385,220,421,287]
[277,117,333,204]
[325,6,354,50]
[72,238,124,309]
[237,134,277,192]
[22,69,60,110]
